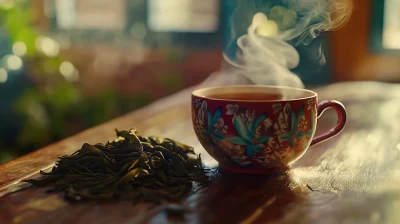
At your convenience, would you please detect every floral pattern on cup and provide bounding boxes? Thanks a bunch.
[227,106,270,158]
[277,104,313,147]
[192,98,317,169]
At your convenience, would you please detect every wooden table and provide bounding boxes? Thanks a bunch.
[1,81,400,224]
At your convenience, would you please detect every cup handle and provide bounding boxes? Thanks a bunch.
[310,100,347,146]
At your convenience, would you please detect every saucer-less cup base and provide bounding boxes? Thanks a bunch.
[191,85,346,175]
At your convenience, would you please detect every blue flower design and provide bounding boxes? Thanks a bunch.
[279,105,313,146]
[200,107,226,143]
[228,112,270,158]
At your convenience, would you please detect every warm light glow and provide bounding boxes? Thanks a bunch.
[35,36,60,57]
[12,42,27,56]
[59,61,79,82]
[59,61,74,75]
[0,68,8,83]
[257,20,279,36]
[5,55,23,70]
[0,0,14,9]
[248,13,279,37]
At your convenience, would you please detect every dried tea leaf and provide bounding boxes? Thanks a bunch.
[24,128,210,205]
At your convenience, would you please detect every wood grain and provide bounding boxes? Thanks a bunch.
[1,81,400,224]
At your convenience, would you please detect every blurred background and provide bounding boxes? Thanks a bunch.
[0,0,399,163]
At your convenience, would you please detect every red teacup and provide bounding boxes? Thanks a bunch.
[191,85,346,174]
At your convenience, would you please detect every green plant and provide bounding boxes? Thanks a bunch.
[0,1,153,159]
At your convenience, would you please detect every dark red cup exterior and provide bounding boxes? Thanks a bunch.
[191,86,346,174]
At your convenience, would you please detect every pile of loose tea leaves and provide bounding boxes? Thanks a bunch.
[25,129,209,204]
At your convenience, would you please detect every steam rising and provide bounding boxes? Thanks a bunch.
[283,0,352,45]
[215,0,352,89]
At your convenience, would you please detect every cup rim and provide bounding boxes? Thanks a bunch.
[192,85,318,102]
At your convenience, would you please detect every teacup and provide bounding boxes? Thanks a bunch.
[191,85,346,174]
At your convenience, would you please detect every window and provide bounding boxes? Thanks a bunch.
[47,0,221,48]
[147,0,219,32]
[55,0,126,31]
[382,0,400,49]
